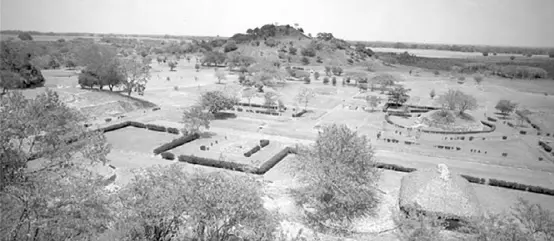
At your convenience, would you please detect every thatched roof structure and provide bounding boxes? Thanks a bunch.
[399,164,483,221]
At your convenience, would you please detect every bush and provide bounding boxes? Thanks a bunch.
[487,117,497,122]
[502,136,507,140]
[256,147,292,174]
[303,76,311,84]
[322,77,329,84]
[178,155,256,173]
[146,124,167,132]
[301,47,316,57]
[161,152,175,160]
[200,145,206,151]
[100,121,131,133]
[153,133,199,154]
[314,71,320,80]
[167,127,179,134]
[105,118,112,122]
[520,130,527,135]
[290,124,381,227]
[375,162,417,172]
[260,139,270,147]
[244,145,261,157]
[128,121,146,128]
[292,109,308,117]
[460,174,486,184]
[152,107,161,111]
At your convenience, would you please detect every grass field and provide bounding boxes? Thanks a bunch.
[104,126,177,153]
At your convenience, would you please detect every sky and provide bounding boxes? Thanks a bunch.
[1,0,554,47]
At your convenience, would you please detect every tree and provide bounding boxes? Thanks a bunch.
[201,51,226,66]
[331,66,343,76]
[301,56,310,65]
[295,87,315,110]
[429,89,436,99]
[248,61,286,86]
[263,91,279,111]
[474,75,484,84]
[389,86,411,106]
[290,124,380,228]
[168,60,177,71]
[322,77,329,85]
[111,164,278,240]
[120,57,150,96]
[371,73,396,90]
[289,46,297,55]
[199,90,238,114]
[78,71,99,89]
[242,88,256,108]
[301,47,316,57]
[0,71,25,94]
[303,76,311,84]
[437,89,478,115]
[181,104,213,135]
[214,69,226,84]
[367,95,380,111]
[314,71,320,80]
[482,52,489,56]
[1,90,112,241]
[17,32,33,41]
[495,99,517,115]
[195,63,200,72]
[324,66,331,76]
[223,40,238,53]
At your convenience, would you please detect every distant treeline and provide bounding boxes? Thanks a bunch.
[0,30,220,41]
[357,41,554,56]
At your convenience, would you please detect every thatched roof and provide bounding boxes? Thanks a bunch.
[399,164,483,220]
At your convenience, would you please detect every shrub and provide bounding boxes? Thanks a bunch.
[331,76,337,86]
[301,47,316,57]
[487,117,497,122]
[429,89,436,99]
[256,147,292,174]
[375,163,417,172]
[292,109,308,117]
[161,152,175,160]
[301,56,310,65]
[200,145,206,151]
[460,174,486,184]
[433,70,440,76]
[153,133,199,154]
[322,77,329,84]
[290,124,380,228]
[244,145,261,157]
[314,71,320,80]
[260,139,270,147]
[128,121,146,128]
[167,127,180,134]
[502,136,507,140]
[178,155,256,173]
[152,107,161,111]
[520,130,527,135]
[303,76,311,84]
[146,124,167,132]
[101,121,131,133]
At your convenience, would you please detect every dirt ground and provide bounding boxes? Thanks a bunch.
[26,55,554,240]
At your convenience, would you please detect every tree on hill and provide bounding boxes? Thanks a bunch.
[198,90,238,114]
[17,32,33,41]
[316,32,335,41]
[223,40,238,53]
[290,124,380,228]
[201,51,226,66]
[1,90,112,241]
[495,100,517,115]
[181,104,213,135]
[301,47,316,57]
[437,89,478,115]
[295,87,315,110]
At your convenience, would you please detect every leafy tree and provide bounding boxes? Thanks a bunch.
[295,87,315,110]
[371,73,396,89]
[474,75,484,84]
[366,95,380,111]
[429,89,436,99]
[0,90,112,241]
[227,52,256,69]
[120,57,150,96]
[301,56,310,65]
[111,164,278,240]
[263,91,279,110]
[331,66,343,76]
[78,71,99,89]
[195,63,200,72]
[99,60,125,91]
[0,41,45,88]
[389,86,411,106]
[495,99,517,115]
[17,32,33,41]
[437,89,478,115]
[223,40,238,53]
[30,55,52,70]
[289,46,297,55]
[248,61,285,86]
[290,124,380,229]
[168,60,177,71]
[199,90,238,114]
[314,71,320,80]
[322,77,329,85]
[324,66,331,76]
[201,51,227,66]
[0,71,25,94]
[214,69,227,84]
[181,104,214,135]
[301,47,316,57]
[242,88,256,108]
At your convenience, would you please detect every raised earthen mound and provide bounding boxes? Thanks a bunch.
[419,110,484,132]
